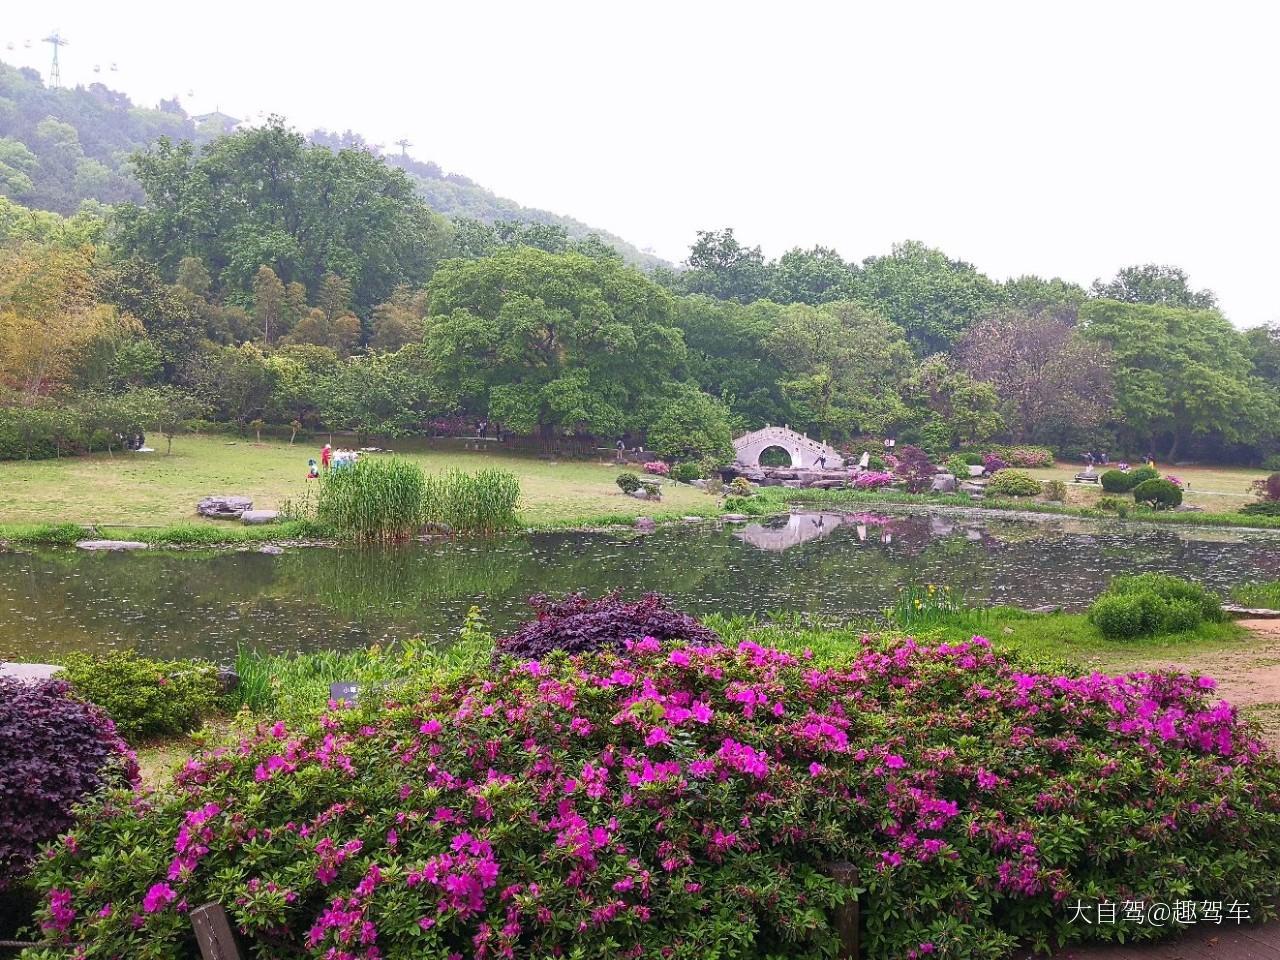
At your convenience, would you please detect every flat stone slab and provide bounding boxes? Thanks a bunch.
[0,662,61,682]
[258,544,284,555]
[682,515,704,523]
[76,539,148,551]
[241,510,280,525]
[1225,604,1280,619]
[722,513,749,522]
[198,495,253,519]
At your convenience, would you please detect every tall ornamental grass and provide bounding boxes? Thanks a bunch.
[422,467,520,535]
[316,457,426,542]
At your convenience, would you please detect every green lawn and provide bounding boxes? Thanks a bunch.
[0,435,716,529]
[1033,461,1268,510]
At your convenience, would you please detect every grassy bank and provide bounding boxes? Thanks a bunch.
[0,434,714,533]
[784,485,1280,531]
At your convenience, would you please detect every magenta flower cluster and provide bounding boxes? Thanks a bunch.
[30,634,1280,959]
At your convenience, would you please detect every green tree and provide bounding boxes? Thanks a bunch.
[855,240,1005,355]
[1080,300,1273,459]
[765,301,913,441]
[673,296,789,429]
[426,248,685,438]
[674,228,771,303]
[646,387,735,464]
[118,119,456,311]
[768,246,859,304]
[903,356,1003,449]
[185,343,277,427]
[252,266,287,344]
[1090,264,1217,310]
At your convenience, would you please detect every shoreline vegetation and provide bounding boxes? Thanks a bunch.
[4,482,1280,548]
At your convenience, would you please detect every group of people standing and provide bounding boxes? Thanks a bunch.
[307,443,360,478]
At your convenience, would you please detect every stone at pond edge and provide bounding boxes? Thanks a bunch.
[931,474,958,493]
[633,516,657,531]
[76,539,148,551]
[241,509,280,525]
[258,544,284,555]
[216,667,240,693]
[682,516,704,523]
[722,514,749,523]
[0,662,61,682]
[197,495,254,519]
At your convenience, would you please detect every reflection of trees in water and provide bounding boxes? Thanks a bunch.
[4,517,1280,661]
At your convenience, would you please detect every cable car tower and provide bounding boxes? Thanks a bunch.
[43,31,68,88]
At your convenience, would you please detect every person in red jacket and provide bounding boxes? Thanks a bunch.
[321,443,332,470]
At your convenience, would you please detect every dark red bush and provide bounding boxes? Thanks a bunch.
[496,591,719,659]
[894,444,937,493]
[0,678,138,890]
[1252,472,1280,502]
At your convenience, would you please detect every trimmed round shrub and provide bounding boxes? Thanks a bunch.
[28,637,1280,959]
[496,591,720,659]
[1089,573,1224,639]
[986,469,1042,497]
[615,472,642,495]
[944,455,970,480]
[728,477,754,497]
[1100,469,1136,493]
[1108,573,1225,623]
[1127,465,1159,485]
[961,452,985,466]
[1133,477,1183,510]
[671,462,701,484]
[59,652,222,742]
[1087,593,1153,639]
[0,678,137,890]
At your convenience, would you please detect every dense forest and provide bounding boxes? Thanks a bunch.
[0,61,661,268]
[0,61,1277,468]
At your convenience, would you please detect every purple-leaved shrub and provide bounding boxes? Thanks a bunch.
[496,592,720,659]
[0,678,137,891]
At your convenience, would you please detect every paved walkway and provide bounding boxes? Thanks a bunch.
[1041,923,1280,959]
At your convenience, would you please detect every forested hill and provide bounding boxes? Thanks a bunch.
[0,61,665,269]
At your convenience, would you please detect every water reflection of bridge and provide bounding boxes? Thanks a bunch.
[733,512,849,552]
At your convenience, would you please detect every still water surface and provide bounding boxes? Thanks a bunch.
[2,510,1278,662]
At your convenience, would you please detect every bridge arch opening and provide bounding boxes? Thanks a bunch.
[758,445,793,468]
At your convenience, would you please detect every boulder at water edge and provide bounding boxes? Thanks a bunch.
[197,495,253,519]
[633,516,656,531]
[76,540,148,551]
[241,510,280,525]
[930,474,958,493]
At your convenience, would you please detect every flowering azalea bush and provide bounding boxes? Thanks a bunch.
[981,453,1008,474]
[852,470,895,489]
[496,591,720,659]
[26,635,1280,960]
[993,446,1054,468]
[0,678,137,891]
[642,461,670,476]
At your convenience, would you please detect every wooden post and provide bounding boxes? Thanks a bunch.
[191,903,243,960]
[825,861,861,960]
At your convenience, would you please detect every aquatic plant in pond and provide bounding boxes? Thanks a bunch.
[422,467,520,535]
[317,456,427,542]
[27,636,1280,959]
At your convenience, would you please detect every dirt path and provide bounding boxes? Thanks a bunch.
[1124,621,1280,750]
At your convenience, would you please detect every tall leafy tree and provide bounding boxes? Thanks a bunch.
[1080,300,1273,459]
[117,118,456,312]
[1090,264,1217,310]
[855,240,1005,355]
[673,296,789,429]
[765,301,913,441]
[425,248,685,438]
[768,246,859,305]
[673,228,772,304]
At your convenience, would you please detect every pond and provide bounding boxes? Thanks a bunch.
[3,509,1279,662]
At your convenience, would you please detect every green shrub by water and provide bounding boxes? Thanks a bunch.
[1100,469,1137,493]
[1240,501,1280,517]
[1088,573,1224,639]
[317,457,427,542]
[1133,477,1182,510]
[422,468,520,535]
[616,472,642,494]
[986,469,1042,497]
[59,651,222,741]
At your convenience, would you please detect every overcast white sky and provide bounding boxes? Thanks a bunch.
[5,1,1278,326]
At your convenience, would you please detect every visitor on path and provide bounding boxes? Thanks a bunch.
[321,443,332,469]
[616,438,626,463]
[817,455,827,469]
[307,459,320,479]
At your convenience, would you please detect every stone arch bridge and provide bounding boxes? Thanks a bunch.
[733,425,844,470]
